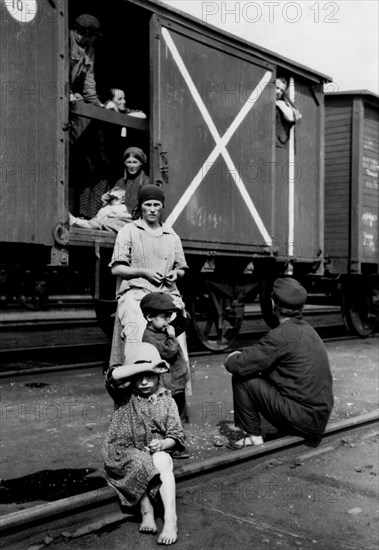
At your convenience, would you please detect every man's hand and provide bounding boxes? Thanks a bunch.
[70,93,84,103]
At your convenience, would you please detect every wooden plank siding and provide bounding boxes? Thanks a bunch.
[1,0,328,272]
[0,3,65,246]
[325,92,379,274]
[361,104,379,265]
[324,98,352,267]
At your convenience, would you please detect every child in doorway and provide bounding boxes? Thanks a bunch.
[140,292,190,425]
[69,188,131,232]
[102,342,184,545]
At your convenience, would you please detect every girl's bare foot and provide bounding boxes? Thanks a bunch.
[139,494,157,534]
[139,509,157,534]
[157,517,177,545]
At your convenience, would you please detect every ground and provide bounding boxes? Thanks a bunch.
[0,337,378,517]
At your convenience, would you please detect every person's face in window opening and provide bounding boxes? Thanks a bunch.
[275,79,287,100]
[74,28,100,49]
[112,89,126,112]
[124,155,142,177]
[141,200,163,225]
[133,373,160,396]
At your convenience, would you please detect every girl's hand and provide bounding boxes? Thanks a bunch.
[143,269,164,285]
[148,439,162,453]
[150,361,170,374]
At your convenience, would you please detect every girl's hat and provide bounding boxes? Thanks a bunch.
[123,147,147,164]
[138,184,165,206]
[124,343,167,371]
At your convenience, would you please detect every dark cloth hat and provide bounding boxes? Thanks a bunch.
[272,277,307,309]
[74,14,101,30]
[138,184,165,206]
[123,147,147,164]
[140,292,176,314]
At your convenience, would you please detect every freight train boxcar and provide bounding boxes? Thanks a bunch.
[0,0,330,349]
[324,91,379,336]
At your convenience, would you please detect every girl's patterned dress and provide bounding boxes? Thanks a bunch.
[102,372,184,507]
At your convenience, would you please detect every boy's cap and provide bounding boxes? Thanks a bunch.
[124,342,163,366]
[272,277,307,309]
[140,292,176,313]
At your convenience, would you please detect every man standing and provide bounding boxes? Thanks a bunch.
[224,278,333,449]
[70,14,103,142]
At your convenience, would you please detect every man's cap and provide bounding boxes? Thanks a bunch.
[138,184,165,206]
[74,14,101,30]
[140,292,176,313]
[124,342,163,367]
[272,277,307,309]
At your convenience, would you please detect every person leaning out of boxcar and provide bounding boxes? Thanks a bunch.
[69,14,104,142]
[101,147,150,219]
[104,88,147,120]
[275,77,302,145]
[69,188,131,232]
[224,277,334,449]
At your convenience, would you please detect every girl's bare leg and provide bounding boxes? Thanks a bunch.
[152,452,177,545]
[139,492,157,534]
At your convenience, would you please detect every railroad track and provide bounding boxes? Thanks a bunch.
[1,411,377,549]
[0,324,355,378]
[0,303,340,330]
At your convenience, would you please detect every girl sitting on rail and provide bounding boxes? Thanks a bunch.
[102,342,184,545]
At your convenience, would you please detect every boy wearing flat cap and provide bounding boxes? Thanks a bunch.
[140,292,189,427]
[224,277,334,449]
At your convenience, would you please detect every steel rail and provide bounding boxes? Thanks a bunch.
[0,410,377,544]
[0,329,359,378]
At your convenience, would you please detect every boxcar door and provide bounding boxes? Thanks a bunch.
[0,1,67,246]
[150,15,275,255]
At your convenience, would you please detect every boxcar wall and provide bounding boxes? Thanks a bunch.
[324,91,379,274]
[0,0,330,314]
[0,0,67,257]
[324,91,379,337]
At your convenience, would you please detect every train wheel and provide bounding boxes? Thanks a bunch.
[190,282,244,351]
[342,284,378,337]
[94,299,117,338]
[259,281,280,328]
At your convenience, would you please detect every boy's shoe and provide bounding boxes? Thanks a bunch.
[227,435,264,450]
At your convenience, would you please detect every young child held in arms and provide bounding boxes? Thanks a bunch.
[69,188,131,232]
[103,342,184,545]
[140,292,190,425]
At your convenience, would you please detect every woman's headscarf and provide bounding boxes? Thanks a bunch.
[138,184,165,206]
[123,147,147,164]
